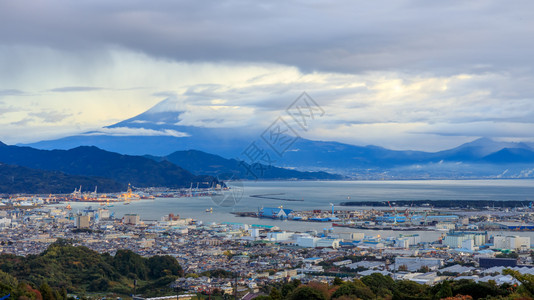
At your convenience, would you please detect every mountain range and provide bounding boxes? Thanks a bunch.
[0,162,124,194]
[22,98,534,179]
[0,142,217,191]
[147,150,344,180]
[0,141,343,193]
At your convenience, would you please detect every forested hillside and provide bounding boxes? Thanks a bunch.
[0,239,182,298]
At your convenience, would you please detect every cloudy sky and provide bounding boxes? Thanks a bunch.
[1,0,534,151]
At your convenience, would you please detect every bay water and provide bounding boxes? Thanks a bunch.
[63,179,534,242]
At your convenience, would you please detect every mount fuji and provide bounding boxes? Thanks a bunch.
[23,98,534,179]
[27,98,257,158]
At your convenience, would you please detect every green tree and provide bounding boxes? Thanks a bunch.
[113,249,149,280]
[332,280,375,300]
[393,280,430,300]
[398,264,408,271]
[0,270,18,287]
[39,283,55,300]
[0,242,187,296]
[200,269,233,278]
[450,279,507,300]
[434,281,453,300]
[289,286,327,300]
[147,255,183,279]
[14,283,42,300]
[0,270,17,296]
[361,273,395,298]
[281,283,297,297]
[269,287,282,300]
[504,269,534,296]
[333,277,344,286]
[88,278,109,292]
[496,252,519,259]
[60,287,67,300]
[278,279,302,298]
[418,266,431,273]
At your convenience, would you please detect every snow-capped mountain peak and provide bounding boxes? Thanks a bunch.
[144,97,185,114]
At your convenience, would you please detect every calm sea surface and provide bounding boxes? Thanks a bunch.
[61,179,534,242]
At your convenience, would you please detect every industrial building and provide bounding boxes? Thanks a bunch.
[443,231,487,248]
[75,215,90,229]
[479,257,518,268]
[258,207,293,219]
[492,235,531,251]
[394,257,443,271]
[123,213,140,225]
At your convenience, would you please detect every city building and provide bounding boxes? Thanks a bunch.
[443,231,486,248]
[316,238,341,249]
[479,257,517,268]
[296,236,320,248]
[76,215,90,229]
[395,257,443,271]
[259,207,293,219]
[123,214,140,225]
[492,235,530,251]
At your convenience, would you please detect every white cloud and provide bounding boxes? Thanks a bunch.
[83,127,189,137]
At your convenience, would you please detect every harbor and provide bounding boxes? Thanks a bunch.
[232,200,534,232]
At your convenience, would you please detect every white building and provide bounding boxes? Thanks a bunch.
[395,257,443,271]
[436,223,456,231]
[462,239,474,251]
[401,234,421,245]
[296,265,324,273]
[395,234,421,249]
[493,235,530,251]
[296,236,340,248]
[493,236,507,249]
[384,249,419,256]
[123,214,140,225]
[395,238,411,249]
[358,241,385,249]
[337,232,365,241]
[316,238,341,249]
[333,260,353,267]
[98,208,110,219]
[303,257,323,264]
[0,217,11,227]
[297,236,320,248]
[249,228,260,239]
[347,261,385,270]
[266,231,293,242]
[510,236,530,251]
[443,232,486,248]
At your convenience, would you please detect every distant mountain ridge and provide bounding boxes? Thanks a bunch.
[0,144,216,189]
[0,143,344,194]
[482,147,534,164]
[21,98,534,179]
[147,150,345,180]
[0,163,124,194]
[430,137,534,162]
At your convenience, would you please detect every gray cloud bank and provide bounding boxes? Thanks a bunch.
[1,0,533,75]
